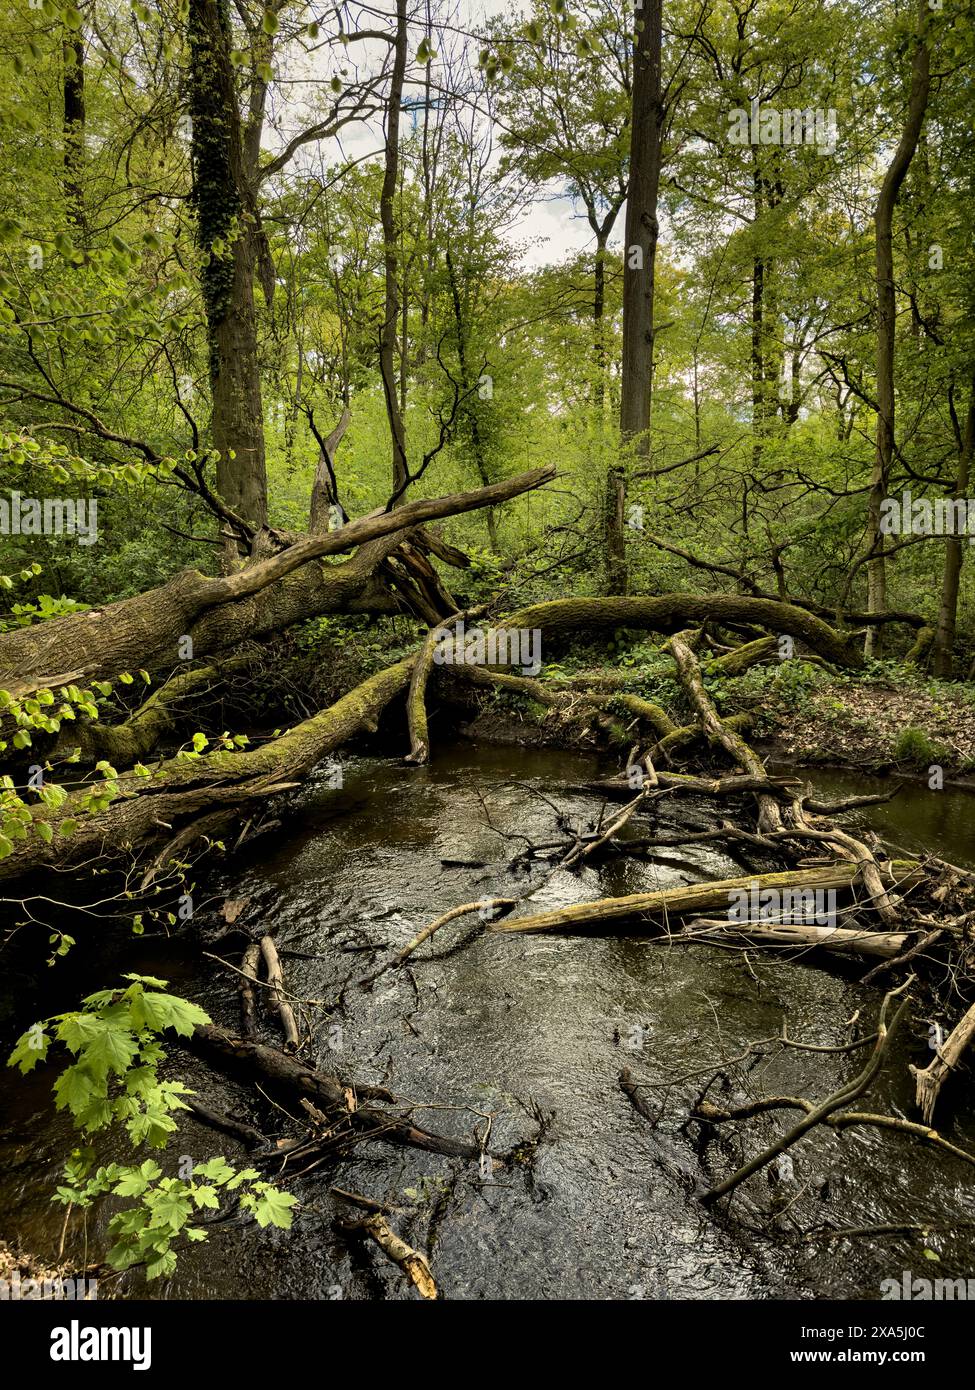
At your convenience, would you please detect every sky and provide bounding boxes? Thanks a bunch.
[269,0,610,271]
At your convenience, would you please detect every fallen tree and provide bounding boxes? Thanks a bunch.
[489,863,924,938]
[0,465,554,693]
[499,595,864,668]
[0,656,415,882]
[192,1024,480,1160]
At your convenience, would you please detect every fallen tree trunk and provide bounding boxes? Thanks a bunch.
[260,935,300,1050]
[678,917,910,960]
[909,1000,975,1123]
[490,862,924,935]
[583,771,802,801]
[0,466,553,692]
[336,1205,437,1300]
[500,595,863,668]
[192,1024,480,1160]
[704,636,779,676]
[0,656,415,882]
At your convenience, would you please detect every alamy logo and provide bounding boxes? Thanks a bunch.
[727,880,837,928]
[880,490,975,544]
[727,98,837,155]
[432,619,542,677]
[0,491,98,545]
[50,1320,151,1370]
[0,1269,97,1300]
[881,1270,975,1300]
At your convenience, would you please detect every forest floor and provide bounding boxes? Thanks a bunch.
[453,664,975,778]
[765,677,975,774]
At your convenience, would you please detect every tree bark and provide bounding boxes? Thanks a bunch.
[445,247,498,549]
[619,0,662,451]
[379,0,409,494]
[188,0,268,540]
[932,377,975,676]
[614,0,664,593]
[865,3,931,655]
[62,26,85,236]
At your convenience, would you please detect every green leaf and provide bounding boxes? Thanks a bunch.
[130,990,210,1037]
[145,1248,178,1280]
[53,1065,97,1116]
[251,1187,298,1229]
[83,1025,140,1080]
[7,1026,49,1073]
[58,1012,109,1054]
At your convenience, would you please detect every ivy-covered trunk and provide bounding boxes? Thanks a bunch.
[187,0,268,544]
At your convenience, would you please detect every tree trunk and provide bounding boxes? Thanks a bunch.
[865,2,931,655]
[445,247,498,550]
[62,27,85,237]
[614,0,664,593]
[932,377,975,677]
[187,0,268,541]
[751,247,765,470]
[619,0,662,450]
[380,0,409,495]
[592,231,608,413]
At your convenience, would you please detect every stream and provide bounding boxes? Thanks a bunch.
[1,743,973,1300]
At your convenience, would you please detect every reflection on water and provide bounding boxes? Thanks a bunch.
[786,766,975,869]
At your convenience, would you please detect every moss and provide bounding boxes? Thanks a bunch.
[892,725,947,765]
[187,0,242,329]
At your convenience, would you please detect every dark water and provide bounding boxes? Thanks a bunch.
[790,766,975,869]
[1,746,974,1300]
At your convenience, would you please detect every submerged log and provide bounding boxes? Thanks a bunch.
[490,862,924,935]
[335,1200,437,1300]
[239,942,262,1040]
[192,1024,480,1160]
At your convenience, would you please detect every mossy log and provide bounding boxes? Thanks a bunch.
[67,654,251,767]
[0,657,415,882]
[501,595,863,668]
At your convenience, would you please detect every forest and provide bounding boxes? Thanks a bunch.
[0,0,973,1321]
